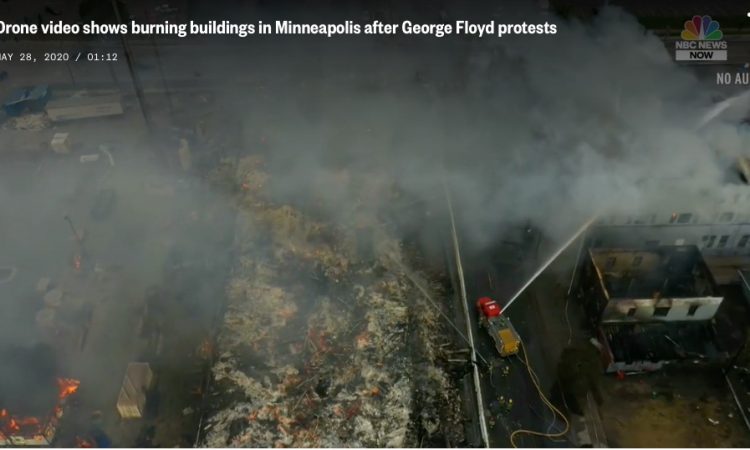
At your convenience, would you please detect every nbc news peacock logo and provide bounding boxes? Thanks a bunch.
[675,15,727,62]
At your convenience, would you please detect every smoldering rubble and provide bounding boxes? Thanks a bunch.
[199,156,463,447]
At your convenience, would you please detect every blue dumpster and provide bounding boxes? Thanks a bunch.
[3,84,49,116]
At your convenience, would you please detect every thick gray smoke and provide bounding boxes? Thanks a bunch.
[2,3,750,443]
[242,7,750,250]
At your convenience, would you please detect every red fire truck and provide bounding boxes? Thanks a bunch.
[476,297,521,357]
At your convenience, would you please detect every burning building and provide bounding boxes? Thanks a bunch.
[578,245,731,373]
[583,246,722,323]
[587,157,750,285]
[0,344,79,446]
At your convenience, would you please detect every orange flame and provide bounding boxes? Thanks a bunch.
[57,378,80,400]
[3,416,38,433]
[0,379,79,440]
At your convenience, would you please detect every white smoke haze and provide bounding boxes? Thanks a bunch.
[4,4,750,443]
[241,6,750,254]
[448,9,724,235]
[0,6,746,351]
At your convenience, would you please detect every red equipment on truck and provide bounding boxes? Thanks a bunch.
[476,297,520,357]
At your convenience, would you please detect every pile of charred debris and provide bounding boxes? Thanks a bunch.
[199,156,464,447]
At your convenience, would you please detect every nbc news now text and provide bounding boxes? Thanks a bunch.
[674,15,727,62]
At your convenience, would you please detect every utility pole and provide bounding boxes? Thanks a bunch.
[62,41,76,85]
[110,0,153,134]
[64,215,82,243]
[111,0,174,168]
[443,179,491,449]
[152,36,174,114]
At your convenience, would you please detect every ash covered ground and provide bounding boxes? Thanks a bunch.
[199,156,464,447]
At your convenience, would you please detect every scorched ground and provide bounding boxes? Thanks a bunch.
[198,156,464,447]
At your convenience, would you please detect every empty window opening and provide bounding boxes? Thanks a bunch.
[738,235,750,248]
[632,256,643,267]
[627,307,637,317]
[654,307,670,317]
[718,235,730,248]
[688,304,700,317]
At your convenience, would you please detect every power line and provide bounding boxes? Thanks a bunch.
[442,178,491,449]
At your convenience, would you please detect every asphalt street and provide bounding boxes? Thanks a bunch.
[454,225,573,448]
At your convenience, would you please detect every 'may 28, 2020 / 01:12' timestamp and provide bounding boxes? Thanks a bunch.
[0,52,119,63]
